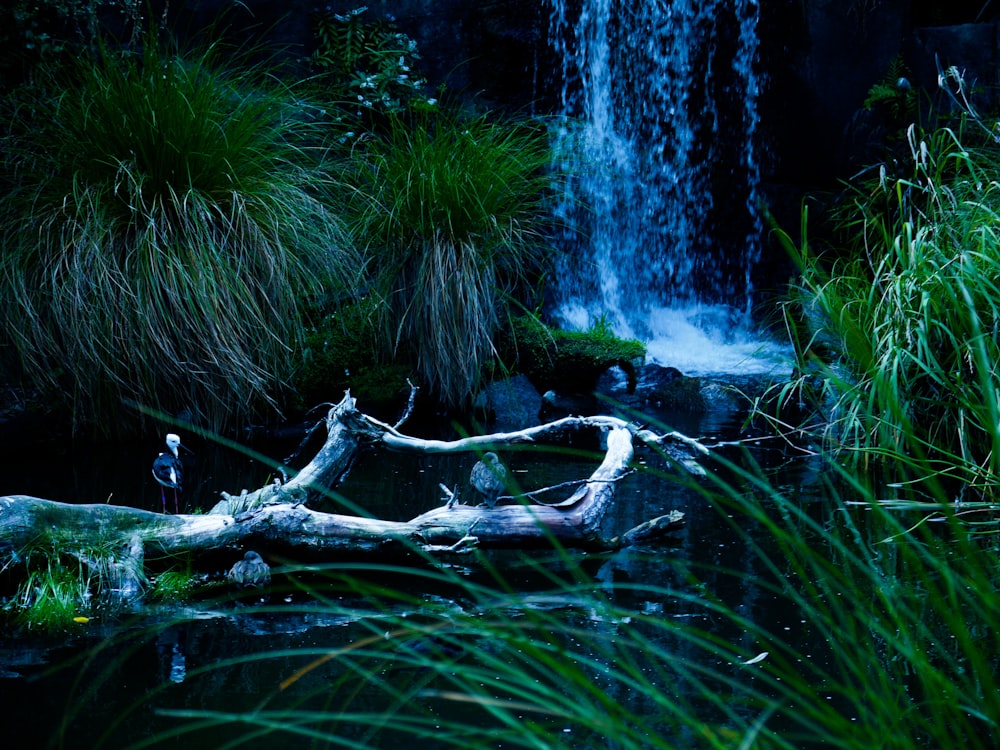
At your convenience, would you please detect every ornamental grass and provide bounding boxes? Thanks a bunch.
[341,109,553,408]
[0,33,360,433]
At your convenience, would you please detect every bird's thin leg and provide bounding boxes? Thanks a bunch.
[174,489,180,515]
[161,488,167,514]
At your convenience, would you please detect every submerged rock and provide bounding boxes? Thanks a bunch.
[539,389,596,419]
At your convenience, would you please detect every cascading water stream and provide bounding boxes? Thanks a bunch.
[548,0,787,375]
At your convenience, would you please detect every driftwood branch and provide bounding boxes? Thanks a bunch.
[0,393,696,588]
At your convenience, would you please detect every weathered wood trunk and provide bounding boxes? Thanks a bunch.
[0,394,693,587]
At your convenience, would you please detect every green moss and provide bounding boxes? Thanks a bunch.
[296,299,416,408]
[500,315,646,394]
[149,568,197,602]
[297,308,644,409]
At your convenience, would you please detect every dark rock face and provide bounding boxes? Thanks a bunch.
[38,0,1000,192]
[907,23,1000,112]
[755,2,1000,285]
[150,0,547,112]
[141,1,999,220]
[760,2,999,188]
[759,0,909,187]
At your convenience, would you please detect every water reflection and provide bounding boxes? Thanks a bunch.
[157,627,187,684]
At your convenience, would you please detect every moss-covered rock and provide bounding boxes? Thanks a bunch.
[296,309,645,415]
[499,315,646,395]
[296,299,416,411]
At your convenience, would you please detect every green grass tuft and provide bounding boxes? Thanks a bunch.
[9,557,92,632]
[0,32,361,433]
[342,109,554,408]
[149,569,197,602]
[760,113,1000,495]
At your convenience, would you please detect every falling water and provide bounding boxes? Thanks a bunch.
[548,0,787,375]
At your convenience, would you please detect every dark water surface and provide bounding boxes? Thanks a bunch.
[0,387,833,748]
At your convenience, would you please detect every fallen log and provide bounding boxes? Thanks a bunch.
[0,393,696,585]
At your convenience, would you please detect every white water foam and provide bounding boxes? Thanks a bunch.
[556,302,792,378]
[642,306,791,377]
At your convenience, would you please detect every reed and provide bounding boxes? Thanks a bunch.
[762,115,1000,495]
[0,32,360,433]
[698,453,1000,749]
[48,453,999,749]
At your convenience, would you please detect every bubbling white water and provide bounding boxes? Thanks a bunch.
[557,301,790,377]
[642,305,790,376]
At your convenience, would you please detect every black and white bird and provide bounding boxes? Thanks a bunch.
[470,451,508,508]
[152,433,184,514]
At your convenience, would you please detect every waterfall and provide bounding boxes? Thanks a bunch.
[548,0,786,375]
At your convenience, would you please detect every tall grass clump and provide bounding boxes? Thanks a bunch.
[0,32,359,433]
[3,526,148,632]
[343,109,553,408]
[7,556,93,632]
[763,108,1000,495]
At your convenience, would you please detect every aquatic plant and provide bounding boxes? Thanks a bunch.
[8,557,93,632]
[700,455,1000,749]
[149,568,197,602]
[0,32,360,433]
[14,355,1000,746]
[2,525,152,631]
[343,109,553,408]
[762,111,1000,495]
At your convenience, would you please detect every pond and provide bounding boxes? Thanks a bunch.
[0,380,838,749]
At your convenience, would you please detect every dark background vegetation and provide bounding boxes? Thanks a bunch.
[1,0,999,436]
[4,0,997,192]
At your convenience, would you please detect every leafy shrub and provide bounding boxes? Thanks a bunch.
[0,0,140,87]
[862,54,916,129]
[311,6,430,112]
